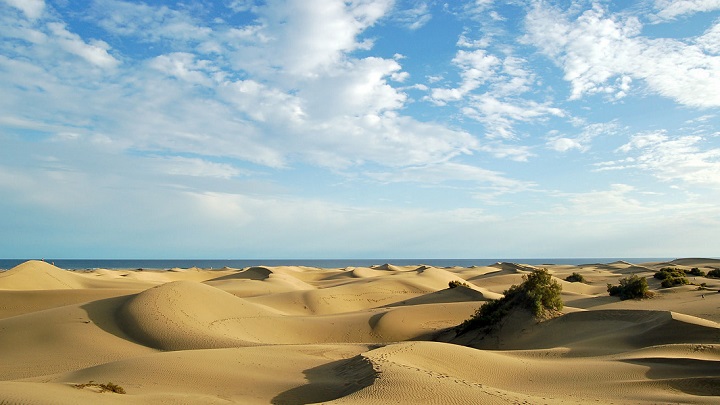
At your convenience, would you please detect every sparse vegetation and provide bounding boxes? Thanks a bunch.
[687,267,706,276]
[74,381,126,394]
[448,280,470,288]
[456,269,562,335]
[706,269,720,278]
[607,275,652,300]
[565,272,586,283]
[654,268,689,288]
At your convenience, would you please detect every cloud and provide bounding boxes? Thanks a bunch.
[546,121,620,153]
[1,0,486,175]
[149,52,216,85]
[652,0,720,21]
[523,2,720,107]
[154,156,246,179]
[365,161,532,191]
[2,0,44,20]
[392,1,432,30]
[230,0,394,78]
[429,49,500,104]
[615,131,720,186]
[89,0,212,45]
[47,22,119,68]
[426,31,562,142]
[564,183,655,216]
[697,21,720,54]
[463,94,564,140]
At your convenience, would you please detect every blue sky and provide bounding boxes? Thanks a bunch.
[1,0,719,259]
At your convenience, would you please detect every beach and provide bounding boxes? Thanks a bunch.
[0,259,719,404]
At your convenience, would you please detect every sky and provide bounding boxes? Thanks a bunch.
[1,0,719,259]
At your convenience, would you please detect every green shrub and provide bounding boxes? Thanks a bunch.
[607,275,652,300]
[660,277,689,288]
[706,269,720,278]
[654,268,689,288]
[448,280,470,288]
[565,272,586,283]
[456,269,562,335]
[687,267,706,276]
[654,267,685,280]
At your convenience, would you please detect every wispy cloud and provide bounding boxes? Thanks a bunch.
[652,0,720,21]
[546,121,621,153]
[615,131,720,186]
[523,2,720,107]
[2,0,45,20]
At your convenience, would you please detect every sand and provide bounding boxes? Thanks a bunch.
[0,259,718,404]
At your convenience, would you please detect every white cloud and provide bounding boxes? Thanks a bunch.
[523,2,720,107]
[653,0,720,21]
[546,121,620,153]
[615,131,720,186]
[697,21,720,54]
[47,22,119,68]
[2,0,44,20]
[547,137,584,153]
[565,183,654,216]
[477,141,534,162]
[429,49,500,104]
[90,0,212,44]
[392,1,432,30]
[426,36,561,143]
[149,52,216,85]
[155,156,245,179]
[232,0,394,78]
[365,161,531,190]
[299,113,479,168]
[463,94,564,140]
[227,0,255,13]
[299,57,407,118]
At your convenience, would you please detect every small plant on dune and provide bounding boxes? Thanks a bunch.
[707,269,720,278]
[456,269,563,335]
[660,277,690,288]
[654,268,689,288]
[448,280,470,288]
[74,381,126,394]
[607,274,652,300]
[687,267,706,276]
[564,272,586,283]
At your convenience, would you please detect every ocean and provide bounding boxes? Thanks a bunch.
[0,258,675,271]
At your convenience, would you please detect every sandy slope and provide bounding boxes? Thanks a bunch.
[0,259,719,404]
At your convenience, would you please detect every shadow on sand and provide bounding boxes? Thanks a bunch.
[272,355,377,405]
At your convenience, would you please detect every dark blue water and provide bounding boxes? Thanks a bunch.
[0,258,674,270]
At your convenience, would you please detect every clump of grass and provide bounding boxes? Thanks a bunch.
[564,272,586,283]
[607,274,653,300]
[448,280,470,288]
[74,381,126,394]
[456,269,562,335]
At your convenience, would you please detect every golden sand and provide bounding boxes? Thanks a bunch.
[0,259,718,404]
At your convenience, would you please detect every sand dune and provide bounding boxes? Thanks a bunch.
[0,260,104,290]
[1,259,719,404]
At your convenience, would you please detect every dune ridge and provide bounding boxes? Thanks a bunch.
[1,258,719,404]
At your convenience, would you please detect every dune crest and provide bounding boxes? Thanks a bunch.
[0,260,89,290]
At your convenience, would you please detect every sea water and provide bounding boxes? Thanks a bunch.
[0,258,675,271]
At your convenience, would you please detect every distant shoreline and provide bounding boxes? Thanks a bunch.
[0,257,682,271]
